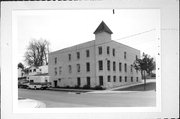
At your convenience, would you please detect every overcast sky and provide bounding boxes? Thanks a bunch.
[15,9,160,65]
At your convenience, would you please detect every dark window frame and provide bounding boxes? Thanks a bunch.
[86,50,90,57]
[86,62,90,72]
[98,46,102,55]
[98,60,103,71]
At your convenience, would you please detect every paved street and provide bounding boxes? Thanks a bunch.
[18,89,156,107]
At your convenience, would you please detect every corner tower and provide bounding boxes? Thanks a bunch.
[94,21,113,42]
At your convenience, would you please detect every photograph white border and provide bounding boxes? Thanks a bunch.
[1,0,179,119]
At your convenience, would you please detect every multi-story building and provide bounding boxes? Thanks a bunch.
[49,21,141,89]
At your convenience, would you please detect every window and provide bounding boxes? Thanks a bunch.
[107,75,111,82]
[86,62,90,72]
[113,61,116,71]
[77,52,80,59]
[77,64,80,72]
[33,69,36,72]
[98,46,102,55]
[54,67,57,75]
[119,63,121,72]
[59,66,62,75]
[98,60,103,71]
[113,48,115,56]
[119,76,122,82]
[125,76,127,82]
[131,77,133,82]
[86,50,90,57]
[58,78,61,82]
[107,60,110,71]
[124,63,127,72]
[131,65,133,72]
[124,52,127,59]
[68,65,72,73]
[68,54,71,61]
[99,76,103,85]
[77,77,81,86]
[113,76,116,82]
[107,46,110,55]
[55,57,57,64]
[136,77,138,82]
[30,80,34,83]
[29,70,32,72]
[87,77,91,86]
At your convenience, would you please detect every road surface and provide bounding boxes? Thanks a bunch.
[18,89,156,107]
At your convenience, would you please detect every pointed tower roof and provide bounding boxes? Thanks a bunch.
[94,21,113,34]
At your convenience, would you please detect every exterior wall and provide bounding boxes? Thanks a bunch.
[27,75,50,83]
[49,41,97,88]
[49,28,141,89]
[95,41,141,89]
[28,65,48,76]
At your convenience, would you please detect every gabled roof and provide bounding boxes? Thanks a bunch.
[94,21,113,34]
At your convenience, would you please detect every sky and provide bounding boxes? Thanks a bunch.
[15,9,160,65]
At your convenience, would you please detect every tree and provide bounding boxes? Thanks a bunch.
[18,62,24,69]
[133,53,156,90]
[24,39,50,67]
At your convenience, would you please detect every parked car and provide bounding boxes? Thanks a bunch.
[28,82,51,90]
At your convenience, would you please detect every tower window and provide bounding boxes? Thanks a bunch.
[98,46,102,55]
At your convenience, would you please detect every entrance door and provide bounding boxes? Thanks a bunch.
[77,77,81,86]
[87,77,90,87]
[54,80,57,87]
[99,76,103,86]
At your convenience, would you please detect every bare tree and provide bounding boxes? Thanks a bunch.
[24,39,50,67]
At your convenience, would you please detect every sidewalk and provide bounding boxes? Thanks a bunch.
[108,79,156,91]
[48,79,156,94]
[48,87,95,93]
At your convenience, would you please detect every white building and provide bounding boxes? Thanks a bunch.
[49,21,142,89]
[27,65,49,83]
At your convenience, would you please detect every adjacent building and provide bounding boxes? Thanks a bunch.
[26,65,50,83]
[49,21,141,89]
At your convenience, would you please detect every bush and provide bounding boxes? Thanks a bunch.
[74,85,80,89]
[94,85,104,90]
[82,85,90,89]
[65,86,70,88]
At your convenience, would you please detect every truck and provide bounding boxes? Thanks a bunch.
[28,82,51,90]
